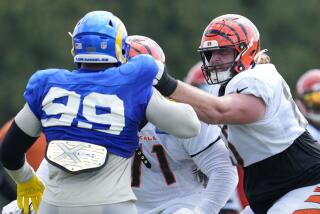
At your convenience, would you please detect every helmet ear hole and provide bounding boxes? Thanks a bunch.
[109,20,113,27]
[249,50,256,56]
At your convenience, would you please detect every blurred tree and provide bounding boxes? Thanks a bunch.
[0,0,319,125]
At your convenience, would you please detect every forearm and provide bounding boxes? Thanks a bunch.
[170,81,265,124]
[196,165,238,214]
[154,69,222,124]
[192,140,238,214]
[170,81,223,124]
[0,104,41,170]
[146,89,200,138]
[0,121,37,170]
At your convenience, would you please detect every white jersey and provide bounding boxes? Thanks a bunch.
[307,124,320,142]
[225,64,307,167]
[132,122,221,213]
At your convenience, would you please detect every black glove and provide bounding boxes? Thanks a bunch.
[154,66,178,97]
[192,168,208,187]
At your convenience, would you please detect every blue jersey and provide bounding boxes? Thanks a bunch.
[24,55,157,158]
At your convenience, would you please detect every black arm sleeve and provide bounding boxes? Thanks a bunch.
[0,121,38,170]
[154,66,178,97]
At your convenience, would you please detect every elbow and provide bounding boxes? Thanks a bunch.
[179,106,201,138]
[180,119,201,139]
[171,119,200,139]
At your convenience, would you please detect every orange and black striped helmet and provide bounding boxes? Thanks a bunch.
[198,14,260,84]
[127,35,165,63]
[296,69,320,124]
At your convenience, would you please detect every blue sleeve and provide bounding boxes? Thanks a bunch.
[124,55,158,120]
[23,70,47,119]
[131,55,158,86]
[138,55,158,102]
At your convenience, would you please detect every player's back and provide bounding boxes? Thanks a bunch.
[25,55,158,206]
[25,55,156,158]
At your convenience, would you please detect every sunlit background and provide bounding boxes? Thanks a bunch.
[1,0,320,209]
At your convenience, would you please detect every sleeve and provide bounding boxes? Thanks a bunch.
[15,103,42,137]
[183,123,221,156]
[23,71,46,119]
[191,140,238,214]
[133,54,160,88]
[0,104,41,171]
[127,55,163,107]
[146,89,200,138]
[226,76,273,106]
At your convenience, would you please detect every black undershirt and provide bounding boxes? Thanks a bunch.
[244,130,320,214]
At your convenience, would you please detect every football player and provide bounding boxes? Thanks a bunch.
[127,36,238,214]
[296,69,320,141]
[0,11,200,214]
[154,14,320,213]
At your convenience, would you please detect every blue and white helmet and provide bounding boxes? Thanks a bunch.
[71,11,128,64]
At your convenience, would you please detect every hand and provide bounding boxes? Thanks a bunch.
[192,168,208,187]
[17,175,45,214]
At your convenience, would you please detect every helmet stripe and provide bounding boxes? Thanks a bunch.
[131,46,142,54]
[115,23,125,63]
[228,20,248,39]
[135,41,153,55]
[206,29,235,45]
[216,22,241,43]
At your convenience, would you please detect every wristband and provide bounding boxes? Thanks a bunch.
[155,67,178,97]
